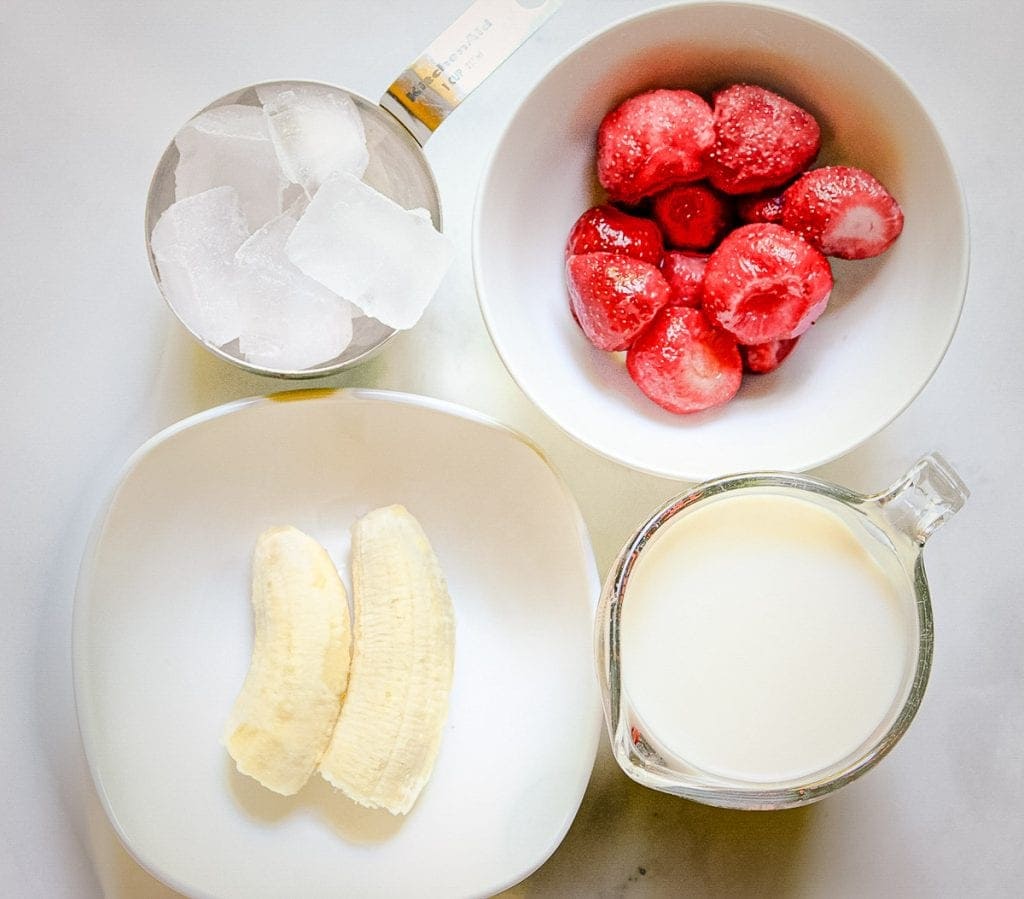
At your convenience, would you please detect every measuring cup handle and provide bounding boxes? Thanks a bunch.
[871,452,970,545]
[379,0,562,146]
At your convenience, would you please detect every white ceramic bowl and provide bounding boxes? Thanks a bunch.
[73,389,601,899]
[473,1,968,481]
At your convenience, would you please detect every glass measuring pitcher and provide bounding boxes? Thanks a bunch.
[596,454,968,810]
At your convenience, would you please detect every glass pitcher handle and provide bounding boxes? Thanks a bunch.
[380,0,563,146]
[871,453,970,545]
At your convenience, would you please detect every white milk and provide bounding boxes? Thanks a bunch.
[620,492,912,784]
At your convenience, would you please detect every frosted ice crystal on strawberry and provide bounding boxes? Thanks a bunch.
[660,251,708,308]
[702,224,833,345]
[708,84,820,195]
[627,306,742,414]
[565,252,672,351]
[565,205,664,264]
[651,183,732,251]
[782,166,905,259]
[597,90,715,204]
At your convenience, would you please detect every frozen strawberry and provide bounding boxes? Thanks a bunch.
[781,165,905,259]
[627,306,742,414]
[740,337,800,373]
[565,204,664,264]
[660,251,708,307]
[597,89,715,204]
[736,190,785,224]
[702,223,833,344]
[565,252,672,351]
[651,184,732,250]
[708,84,820,195]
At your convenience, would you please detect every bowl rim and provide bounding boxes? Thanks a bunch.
[471,0,970,481]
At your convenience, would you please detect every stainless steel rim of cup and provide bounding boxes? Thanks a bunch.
[144,79,443,379]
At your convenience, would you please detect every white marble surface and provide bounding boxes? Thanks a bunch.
[1,0,1021,896]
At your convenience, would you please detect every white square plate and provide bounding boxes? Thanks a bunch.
[73,389,601,898]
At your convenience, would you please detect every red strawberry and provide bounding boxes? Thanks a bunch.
[702,223,833,344]
[565,252,672,351]
[597,89,715,204]
[627,306,742,414]
[736,190,786,225]
[565,204,664,264]
[651,183,732,251]
[708,84,820,195]
[660,251,708,307]
[781,166,905,259]
[740,337,800,373]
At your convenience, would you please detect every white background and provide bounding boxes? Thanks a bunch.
[2,0,1021,896]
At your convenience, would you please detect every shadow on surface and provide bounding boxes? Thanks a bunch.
[226,757,404,844]
[501,745,817,897]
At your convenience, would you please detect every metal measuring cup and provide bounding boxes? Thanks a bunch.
[145,0,561,378]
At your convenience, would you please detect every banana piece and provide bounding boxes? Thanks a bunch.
[319,505,455,815]
[223,525,351,796]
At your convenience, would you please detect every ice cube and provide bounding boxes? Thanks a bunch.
[150,186,249,346]
[284,172,453,330]
[256,83,369,192]
[174,104,290,231]
[234,202,355,370]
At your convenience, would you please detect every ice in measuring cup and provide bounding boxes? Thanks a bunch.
[150,186,248,346]
[174,105,291,231]
[256,83,369,193]
[285,172,454,330]
[234,202,355,370]
[155,84,452,367]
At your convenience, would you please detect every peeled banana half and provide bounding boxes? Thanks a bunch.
[319,504,456,815]
[223,525,351,796]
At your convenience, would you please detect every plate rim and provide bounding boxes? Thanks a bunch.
[72,387,602,898]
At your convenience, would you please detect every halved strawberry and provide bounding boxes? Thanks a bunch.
[702,223,833,344]
[782,166,905,259]
[660,251,708,307]
[565,204,664,264]
[736,190,786,225]
[627,306,742,414]
[651,183,732,251]
[565,252,672,351]
[708,84,820,195]
[597,89,715,205]
[740,337,800,373]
